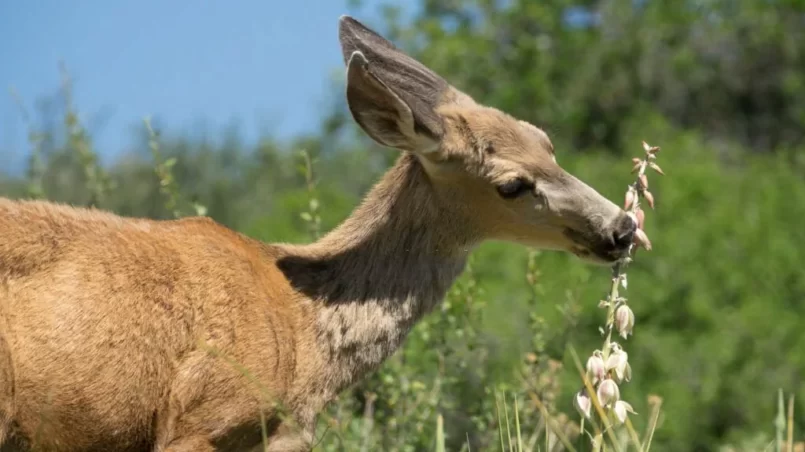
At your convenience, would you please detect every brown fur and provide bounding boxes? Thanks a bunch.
[0,16,635,451]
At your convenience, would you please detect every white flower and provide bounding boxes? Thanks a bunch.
[612,400,636,424]
[597,378,620,407]
[615,304,635,339]
[574,388,592,419]
[586,352,606,385]
[606,347,632,383]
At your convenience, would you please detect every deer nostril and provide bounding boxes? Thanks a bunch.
[613,215,637,248]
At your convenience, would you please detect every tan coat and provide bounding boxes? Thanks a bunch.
[0,15,635,452]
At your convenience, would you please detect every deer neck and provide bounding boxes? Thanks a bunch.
[278,153,474,389]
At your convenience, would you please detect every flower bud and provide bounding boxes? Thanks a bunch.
[634,228,652,250]
[644,190,655,209]
[624,189,635,210]
[631,157,642,165]
[615,305,635,339]
[574,388,592,419]
[642,141,660,154]
[612,400,636,424]
[596,378,620,407]
[636,208,645,230]
[639,174,649,189]
[631,162,641,174]
[649,162,665,175]
[586,353,606,385]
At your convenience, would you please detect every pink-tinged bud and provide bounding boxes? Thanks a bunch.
[612,400,636,425]
[631,162,641,174]
[615,305,635,339]
[586,353,606,385]
[649,162,665,175]
[596,378,620,407]
[624,190,635,210]
[642,141,660,154]
[634,228,652,250]
[574,388,592,419]
[644,190,655,209]
[639,174,649,189]
[631,157,642,165]
[636,208,645,230]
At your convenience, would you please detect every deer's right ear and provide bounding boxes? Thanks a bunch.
[340,16,449,154]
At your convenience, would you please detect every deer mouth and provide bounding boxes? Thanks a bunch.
[564,227,632,265]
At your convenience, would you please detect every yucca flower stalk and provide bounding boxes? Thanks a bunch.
[575,141,665,444]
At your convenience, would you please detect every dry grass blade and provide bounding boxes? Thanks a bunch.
[497,392,506,451]
[515,395,523,452]
[435,414,446,452]
[642,395,663,451]
[504,393,513,451]
[787,394,795,452]
[777,389,786,452]
[623,418,643,449]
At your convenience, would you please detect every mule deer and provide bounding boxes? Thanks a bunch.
[0,15,636,452]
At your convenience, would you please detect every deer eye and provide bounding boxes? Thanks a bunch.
[496,178,534,199]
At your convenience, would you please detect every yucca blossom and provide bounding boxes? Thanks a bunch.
[597,378,620,407]
[574,388,593,419]
[586,352,607,385]
[613,400,637,425]
[576,141,665,444]
[615,304,635,339]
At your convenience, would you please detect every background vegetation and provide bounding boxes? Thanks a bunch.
[3,0,805,450]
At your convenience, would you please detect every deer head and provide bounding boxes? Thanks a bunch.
[338,16,635,264]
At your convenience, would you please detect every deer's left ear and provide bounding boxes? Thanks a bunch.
[344,51,441,153]
[339,15,449,154]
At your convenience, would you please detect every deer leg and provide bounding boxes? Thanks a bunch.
[161,436,215,452]
[0,330,13,447]
[154,348,311,451]
[153,351,209,452]
[0,413,9,448]
[0,396,9,447]
[263,420,314,452]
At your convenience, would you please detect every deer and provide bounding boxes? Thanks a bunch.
[0,15,637,452]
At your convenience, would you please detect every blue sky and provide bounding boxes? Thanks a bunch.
[0,0,410,172]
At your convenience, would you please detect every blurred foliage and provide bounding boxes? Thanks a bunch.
[362,0,805,154]
[4,0,805,450]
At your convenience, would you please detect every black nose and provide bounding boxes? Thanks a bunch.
[612,214,637,249]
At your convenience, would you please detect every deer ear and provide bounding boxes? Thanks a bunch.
[339,16,449,154]
[345,51,438,152]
